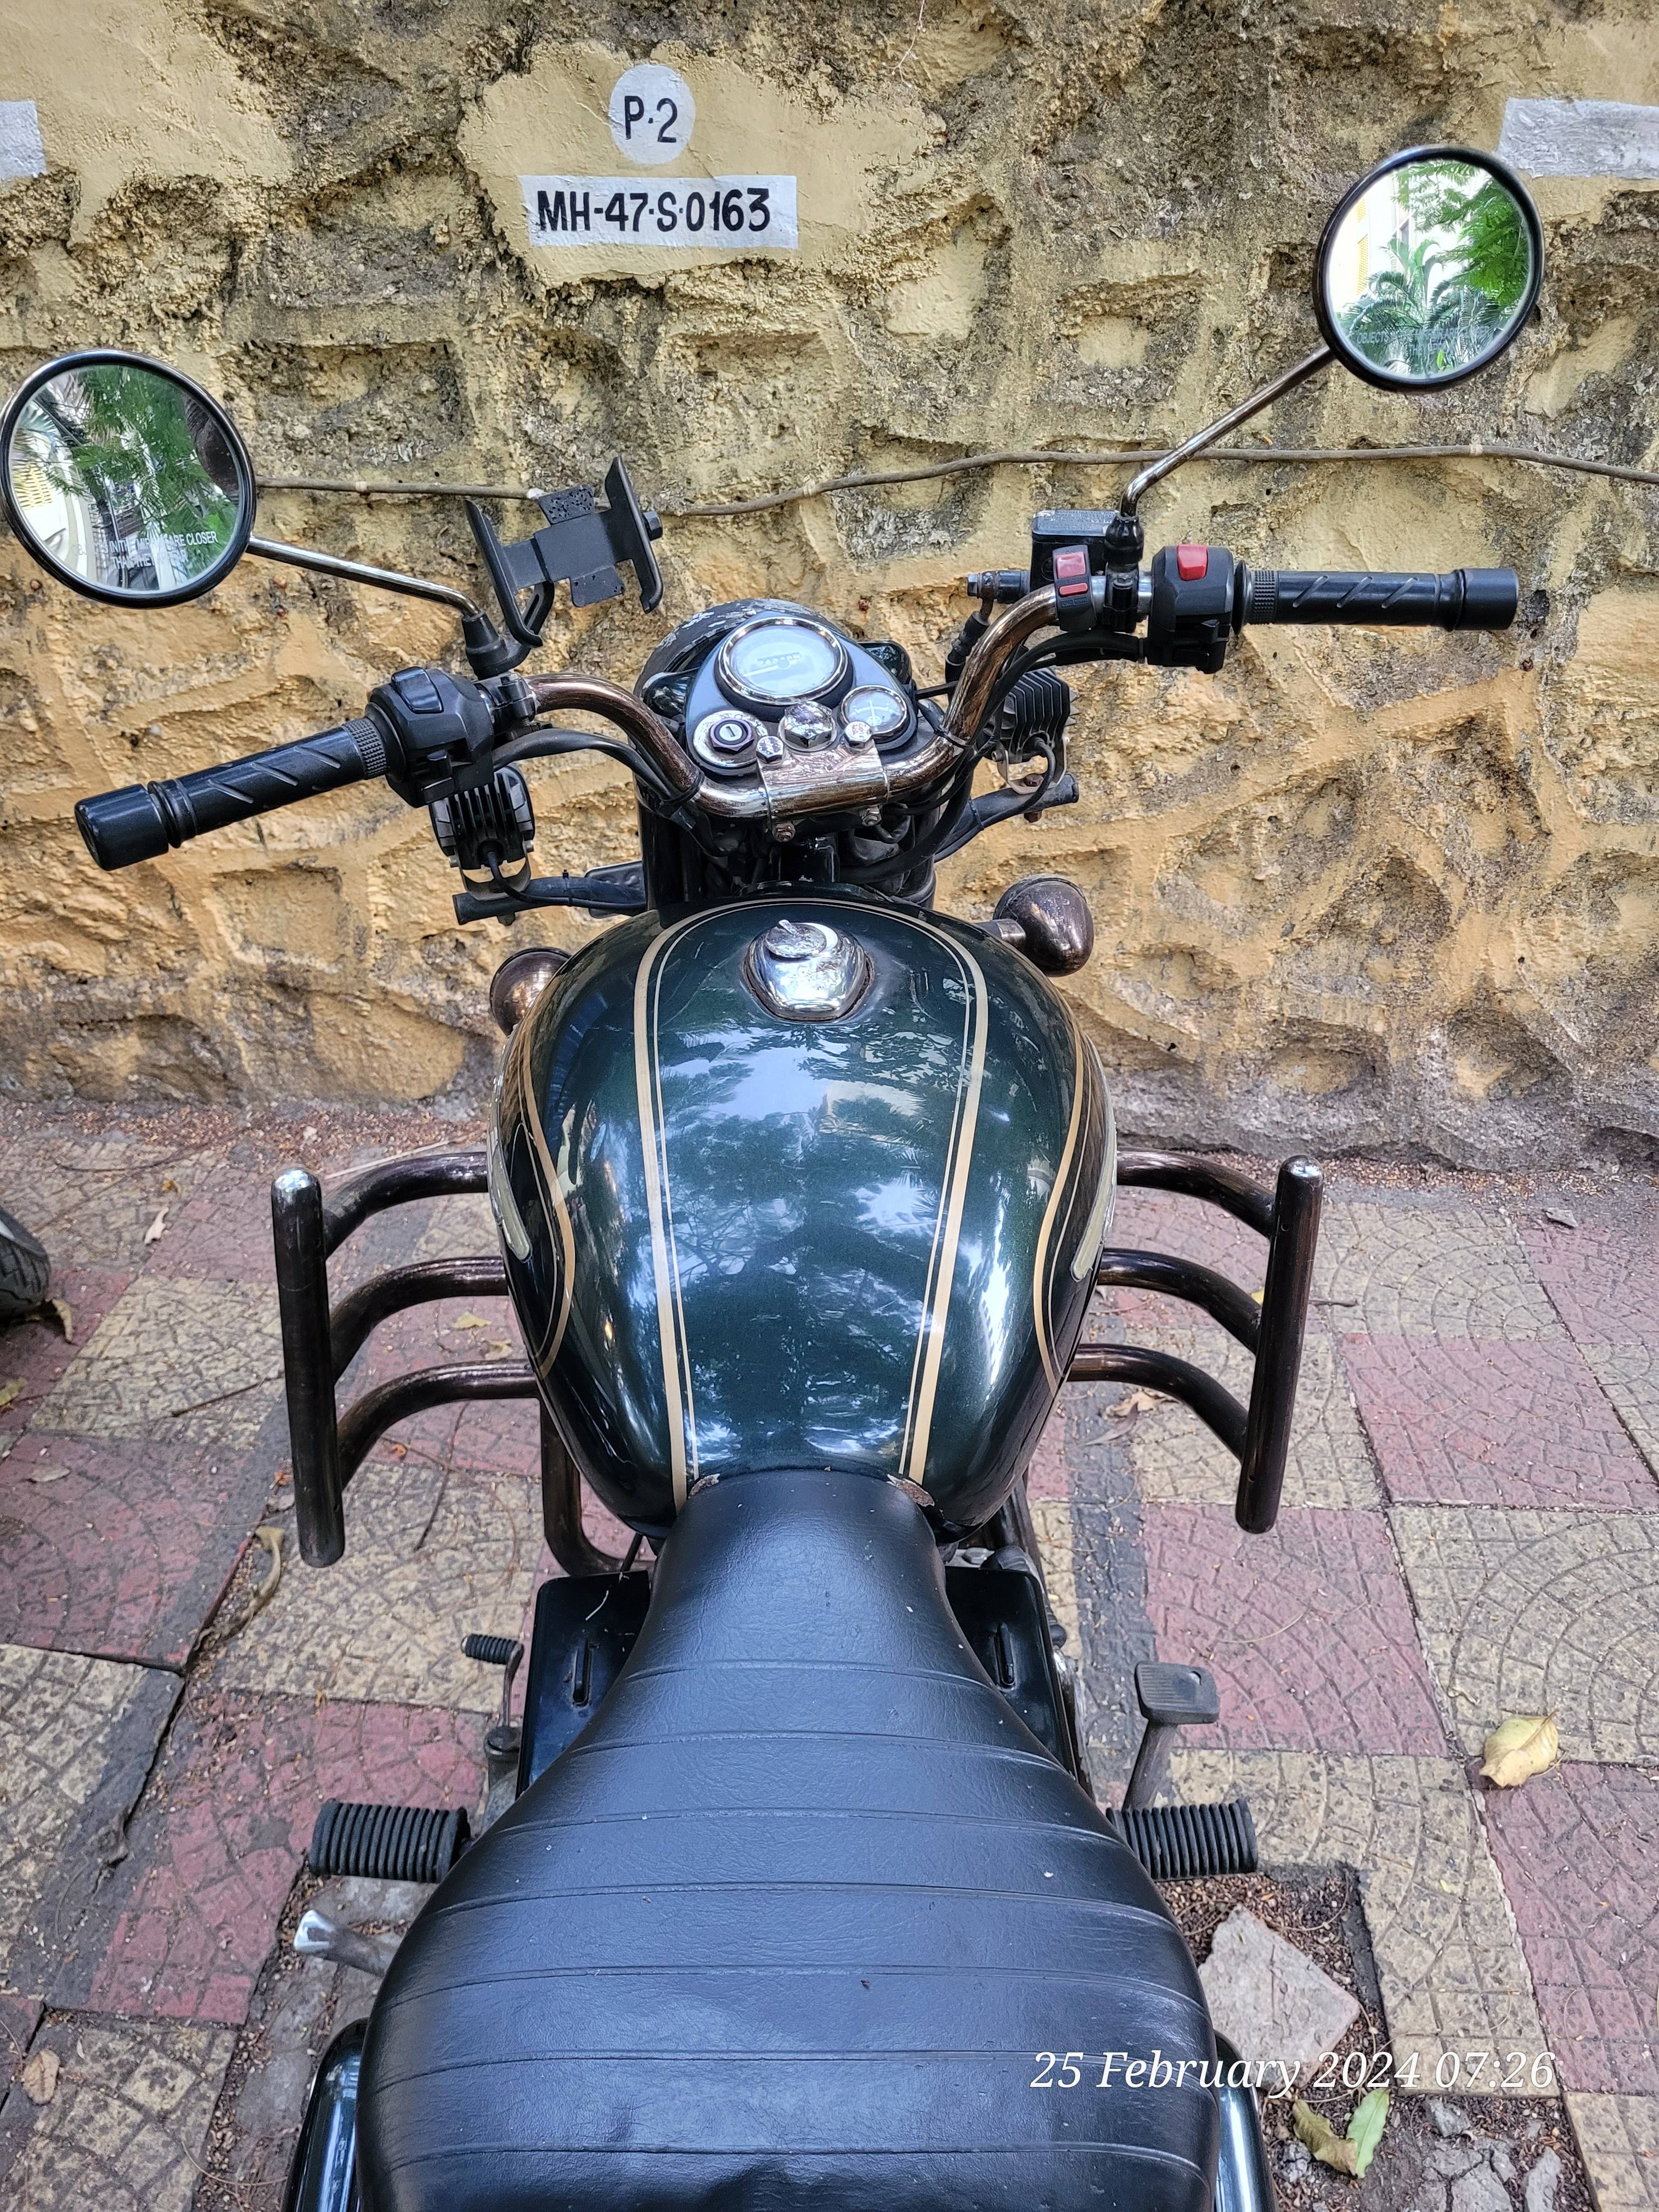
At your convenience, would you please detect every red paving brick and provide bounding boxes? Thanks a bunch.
[1482,1763,1659,2097]
[52,1691,483,2026]
[0,1267,132,1426]
[1340,1333,1659,1510]
[0,1432,268,1667]
[1522,1221,1659,1350]
[1138,1503,1446,1752]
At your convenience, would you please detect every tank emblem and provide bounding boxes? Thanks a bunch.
[742,918,873,1023]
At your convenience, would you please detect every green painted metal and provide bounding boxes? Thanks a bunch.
[494,894,1112,1535]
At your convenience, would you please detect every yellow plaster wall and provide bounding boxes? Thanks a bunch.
[2,0,1657,1162]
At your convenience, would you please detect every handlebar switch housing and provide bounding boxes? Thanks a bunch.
[1144,544,1237,673]
[374,667,503,807]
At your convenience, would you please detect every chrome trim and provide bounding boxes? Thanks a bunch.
[742,918,873,1023]
[942,585,1061,745]
[1119,345,1333,517]
[714,613,850,712]
[246,535,485,617]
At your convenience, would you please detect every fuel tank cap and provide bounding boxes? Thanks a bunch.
[743,917,872,1023]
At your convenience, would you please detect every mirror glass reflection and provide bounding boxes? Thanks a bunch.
[4,360,248,600]
[1323,156,1535,384]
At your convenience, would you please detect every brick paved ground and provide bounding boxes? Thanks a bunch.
[0,1104,1654,2208]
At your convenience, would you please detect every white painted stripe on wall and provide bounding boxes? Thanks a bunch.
[1498,97,1659,179]
[0,101,45,182]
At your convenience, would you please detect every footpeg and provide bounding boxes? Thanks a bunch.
[309,1799,470,1884]
[1123,1660,1220,1810]
[1114,1798,1257,1879]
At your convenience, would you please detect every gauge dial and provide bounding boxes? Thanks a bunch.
[716,616,849,711]
[839,684,911,748]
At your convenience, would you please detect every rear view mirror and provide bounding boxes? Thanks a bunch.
[1316,147,1542,390]
[1,350,255,606]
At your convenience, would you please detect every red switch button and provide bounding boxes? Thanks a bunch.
[1176,543,1209,581]
[1053,545,1091,597]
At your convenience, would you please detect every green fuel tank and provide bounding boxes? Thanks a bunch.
[492,895,1113,1537]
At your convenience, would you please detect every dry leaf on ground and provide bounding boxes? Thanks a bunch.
[27,1465,67,1485]
[453,1312,488,1330]
[43,1297,73,1340]
[1109,1389,1161,1418]
[1481,1714,1560,1789]
[1293,2101,1358,2175]
[143,1207,168,1244]
[20,2048,59,2105]
[0,1380,22,1413]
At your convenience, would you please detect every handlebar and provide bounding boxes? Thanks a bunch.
[76,718,389,871]
[69,546,1524,872]
[1237,565,1518,630]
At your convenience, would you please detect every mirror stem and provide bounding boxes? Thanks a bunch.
[1120,343,1333,518]
[247,534,485,620]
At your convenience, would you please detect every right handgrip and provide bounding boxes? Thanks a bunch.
[75,716,391,870]
[1238,566,1519,630]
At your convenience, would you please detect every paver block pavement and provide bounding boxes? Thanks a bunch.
[30,1276,284,1454]
[1521,1221,1659,1353]
[0,1130,225,1271]
[214,1457,544,1711]
[1566,2094,1659,2212]
[0,1643,179,2000]
[1175,1748,1551,2091]
[1316,1201,1559,1339]
[0,1995,42,2092]
[1103,1321,1380,1508]
[1482,1763,1659,2098]
[1340,1334,1658,1510]
[0,1266,131,1433]
[1391,1509,1659,1762]
[1140,1504,1446,1751]
[0,1431,270,1667]
[51,1689,482,2025]
[0,2016,234,2212]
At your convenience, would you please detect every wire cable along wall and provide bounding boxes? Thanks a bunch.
[256,438,1659,517]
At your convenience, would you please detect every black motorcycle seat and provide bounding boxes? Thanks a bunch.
[356,1468,1219,2212]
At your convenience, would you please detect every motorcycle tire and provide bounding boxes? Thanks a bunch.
[0,1203,50,1323]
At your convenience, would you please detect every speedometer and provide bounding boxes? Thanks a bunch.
[715,616,849,710]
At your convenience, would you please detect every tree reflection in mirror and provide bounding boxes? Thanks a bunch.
[1322,156,1537,386]
[4,359,249,601]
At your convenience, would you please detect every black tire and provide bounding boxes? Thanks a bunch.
[0,1203,50,1323]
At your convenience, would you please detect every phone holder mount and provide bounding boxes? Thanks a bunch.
[464,459,664,676]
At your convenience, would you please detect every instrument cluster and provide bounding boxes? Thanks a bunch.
[678,613,919,783]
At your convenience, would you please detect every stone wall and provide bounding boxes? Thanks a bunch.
[2,0,1656,1164]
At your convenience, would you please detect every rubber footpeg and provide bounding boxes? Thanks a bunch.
[462,1633,521,1668]
[1113,1798,1257,1880]
[309,1799,471,1884]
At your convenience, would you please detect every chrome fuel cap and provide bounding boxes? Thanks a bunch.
[743,917,872,1023]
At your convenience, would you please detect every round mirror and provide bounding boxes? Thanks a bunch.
[1316,147,1543,390]
[0,351,254,606]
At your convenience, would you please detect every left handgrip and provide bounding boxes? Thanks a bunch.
[75,716,390,870]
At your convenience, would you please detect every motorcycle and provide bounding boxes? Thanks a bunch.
[1,145,1543,2212]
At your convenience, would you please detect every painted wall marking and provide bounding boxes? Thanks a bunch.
[608,65,695,167]
[1498,98,1659,179]
[522,175,798,250]
[0,101,45,183]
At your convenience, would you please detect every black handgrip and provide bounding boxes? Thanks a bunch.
[1238,566,1519,631]
[75,716,391,870]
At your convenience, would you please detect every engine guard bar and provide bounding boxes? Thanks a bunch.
[1067,1152,1323,1534]
[272,1155,622,1576]
[275,1141,1320,1565]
